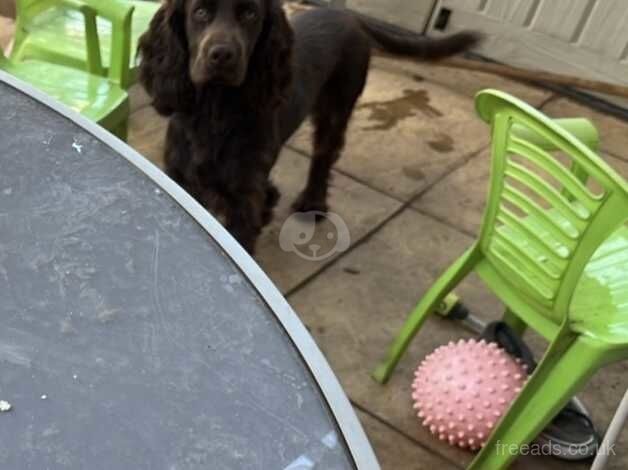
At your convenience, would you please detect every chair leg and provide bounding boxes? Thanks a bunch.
[502,308,527,337]
[372,247,480,384]
[468,336,606,470]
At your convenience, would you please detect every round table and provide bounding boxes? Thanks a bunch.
[0,71,379,470]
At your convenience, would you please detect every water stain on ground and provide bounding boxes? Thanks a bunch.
[427,133,454,153]
[358,88,443,131]
[402,164,426,181]
[401,133,454,181]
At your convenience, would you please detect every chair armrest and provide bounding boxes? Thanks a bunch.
[60,0,134,88]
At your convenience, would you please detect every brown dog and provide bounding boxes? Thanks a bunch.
[138,0,480,253]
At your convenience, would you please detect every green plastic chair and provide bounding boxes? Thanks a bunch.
[10,0,158,87]
[372,89,628,469]
[0,1,132,139]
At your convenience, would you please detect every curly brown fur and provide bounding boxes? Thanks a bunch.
[138,0,480,253]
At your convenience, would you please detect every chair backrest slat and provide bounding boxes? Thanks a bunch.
[504,160,592,225]
[496,208,568,264]
[509,138,600,211]
[488,235,558,301]
[501,186,579,244]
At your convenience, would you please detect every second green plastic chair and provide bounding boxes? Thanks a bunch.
[1,1,133,139]
[11,0,159,87]
[373,89,628,469]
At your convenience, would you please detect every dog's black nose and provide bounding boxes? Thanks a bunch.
[209,45,236,67]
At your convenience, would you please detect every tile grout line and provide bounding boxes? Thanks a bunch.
[406,146,489,207]
[408,206,478,239]
[351,401,467,470]
[284,203,406,297]
[599,148,628,164]
[284,145,489,298]
[406,146,489,239]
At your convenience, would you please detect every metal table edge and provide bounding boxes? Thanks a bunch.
[0,70,380,470]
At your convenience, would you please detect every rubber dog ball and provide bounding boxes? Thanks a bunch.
[411,339,527,451]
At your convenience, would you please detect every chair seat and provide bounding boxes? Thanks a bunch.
[1,59,128,125]
[571,225,628,344]
[17,1,158,71]
[494,216,628,344]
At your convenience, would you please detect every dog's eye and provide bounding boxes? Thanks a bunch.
[193,7,210,22]
[238,7,258,23]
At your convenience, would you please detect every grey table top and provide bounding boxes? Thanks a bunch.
[0,72,379,470]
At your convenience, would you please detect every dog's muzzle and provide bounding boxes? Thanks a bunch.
[192,39,245,86]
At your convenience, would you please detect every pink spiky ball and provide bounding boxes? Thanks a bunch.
[412,339,527,451]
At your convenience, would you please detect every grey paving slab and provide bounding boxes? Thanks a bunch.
[256,149,401,293]
[356,409,460,470]
[128,83,152,114]
[412,148,489,236]
[128,105,168,168]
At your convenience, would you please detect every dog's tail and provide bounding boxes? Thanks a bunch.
[355,13,481,60]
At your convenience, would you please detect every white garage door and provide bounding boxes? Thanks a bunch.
[427,0,628,88]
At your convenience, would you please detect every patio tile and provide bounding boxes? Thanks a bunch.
[356,409,460,470]
[129,83,152,114]
[372,55,554,107]
[288,65,489,201]
[128,105,168,168]
[412,148,489,236]
[413,150,628,236]
[543,98,628,162]
[256,149,401,293]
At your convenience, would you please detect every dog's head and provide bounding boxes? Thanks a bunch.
[184,0,265,86]
[138,0,293,115]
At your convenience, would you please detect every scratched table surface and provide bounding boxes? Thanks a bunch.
[0,77,362,469]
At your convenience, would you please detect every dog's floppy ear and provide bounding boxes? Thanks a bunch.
[246,0,294,109]
[137,0,195,115]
